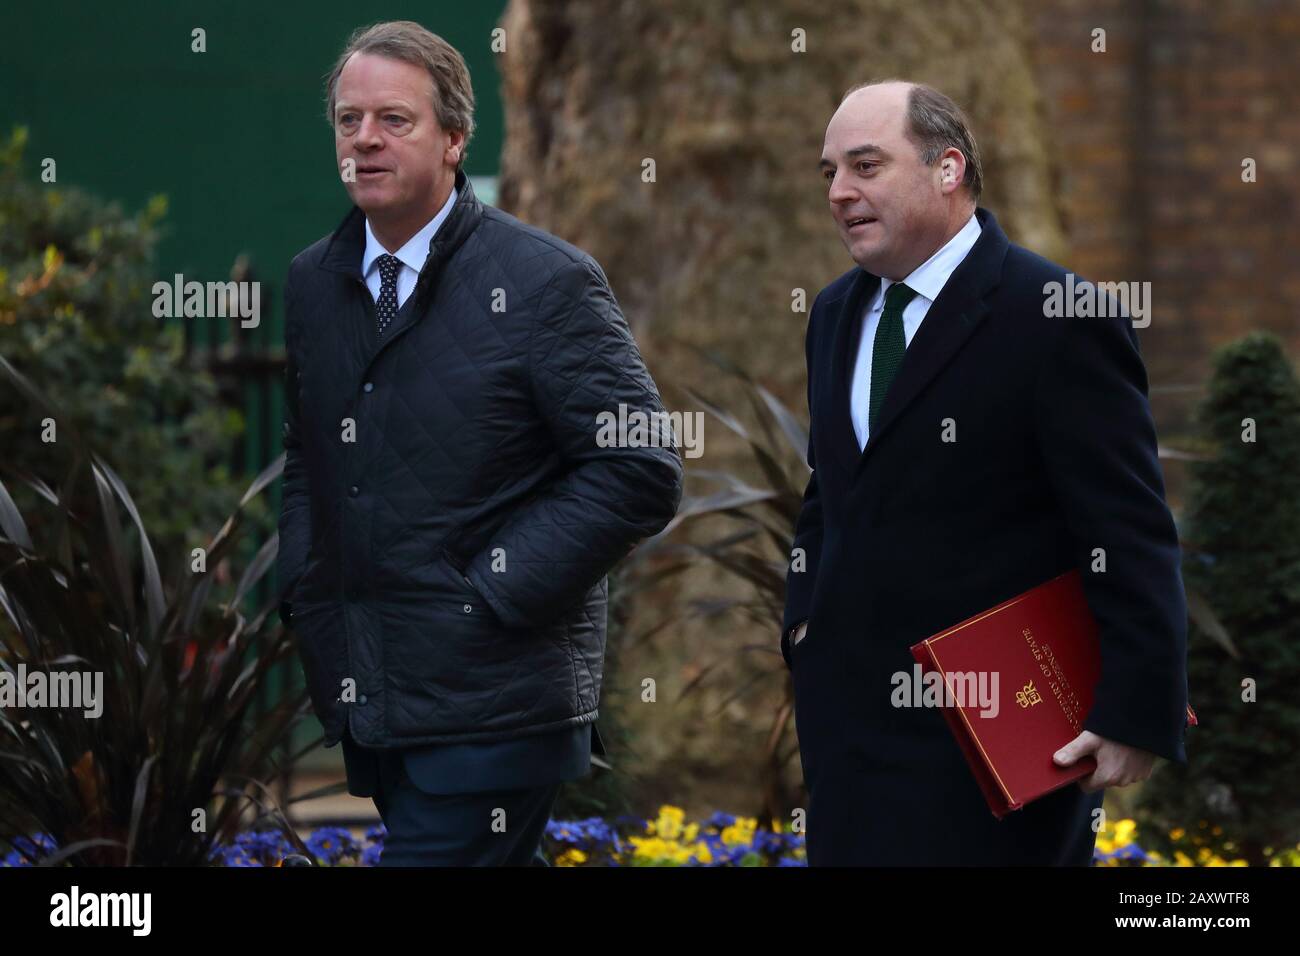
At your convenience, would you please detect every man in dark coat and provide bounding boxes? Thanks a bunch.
[783,80,1191,865]
[276,21,682,866]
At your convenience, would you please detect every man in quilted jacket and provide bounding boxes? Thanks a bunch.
[276,20,683,866]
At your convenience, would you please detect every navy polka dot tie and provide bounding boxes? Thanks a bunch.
[375,253,400,336]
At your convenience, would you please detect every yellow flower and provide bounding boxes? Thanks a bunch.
[629,835,696,865]
[655,806,686,841]
[629,836,659,856]
[555,848,587,867]
[1169,827,1185,840]
[720,824,751,846]
[718,814,758,847]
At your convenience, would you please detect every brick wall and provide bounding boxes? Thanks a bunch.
[1029,0,1300,401]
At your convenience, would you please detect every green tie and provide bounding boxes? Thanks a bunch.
[868,281,920,432]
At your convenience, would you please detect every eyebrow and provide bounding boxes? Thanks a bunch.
[818,144,890,171]
[334,101,414,118]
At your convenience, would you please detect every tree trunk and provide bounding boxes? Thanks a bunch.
[498,0,1064,388]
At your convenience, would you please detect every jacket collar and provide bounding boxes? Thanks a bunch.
[319,168,485,377]
[318,167,483,284]
[361,183,458,282]
[828,205,1010,481]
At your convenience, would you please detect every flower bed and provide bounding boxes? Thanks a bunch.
[5,809,1295,867]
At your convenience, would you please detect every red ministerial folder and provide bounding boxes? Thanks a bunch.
[909,570,1196,819]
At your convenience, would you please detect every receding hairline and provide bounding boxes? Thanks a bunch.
[818,83,913,170]
[829,79,984,197]
[823,81,916,150]
[841,79,916,105]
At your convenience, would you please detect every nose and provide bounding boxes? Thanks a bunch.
[355,113,384,150]
[827,169,858,207]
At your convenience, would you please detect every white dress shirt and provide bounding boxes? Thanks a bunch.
[848,213,982,450]
[362,185,458,310]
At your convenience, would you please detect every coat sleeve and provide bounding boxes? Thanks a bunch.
[1032,301,1190,763]
[780,297,825,669]
[276,264,312,628]
[461,256,684,629]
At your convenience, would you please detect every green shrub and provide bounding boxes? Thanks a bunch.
[0,125,253,570]
[0,356,322,865]
[1138,332,1300,865]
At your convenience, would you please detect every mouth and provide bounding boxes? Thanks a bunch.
[356,166,391,178]
[845,216,878,233]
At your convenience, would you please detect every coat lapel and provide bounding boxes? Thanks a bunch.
[827,207,1010,483]
[827,268,881,475]
[316,168,485,380]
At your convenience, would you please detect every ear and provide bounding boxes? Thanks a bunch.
[938,146,966,194]
[444,127,466,167]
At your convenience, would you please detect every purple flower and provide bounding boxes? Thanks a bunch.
[306,827,359,865]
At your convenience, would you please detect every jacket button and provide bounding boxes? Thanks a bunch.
[363,382,374,393]
[349,485,359,496]
[463,603,473,613]
[358,694,368,705]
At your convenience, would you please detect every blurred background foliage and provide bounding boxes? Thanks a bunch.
[1136,332,1300,866]
[0,127,253,569]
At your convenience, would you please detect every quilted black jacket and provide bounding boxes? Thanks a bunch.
[276,169,683,749]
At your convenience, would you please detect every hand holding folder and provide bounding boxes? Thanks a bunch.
[909,570,1197,818]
